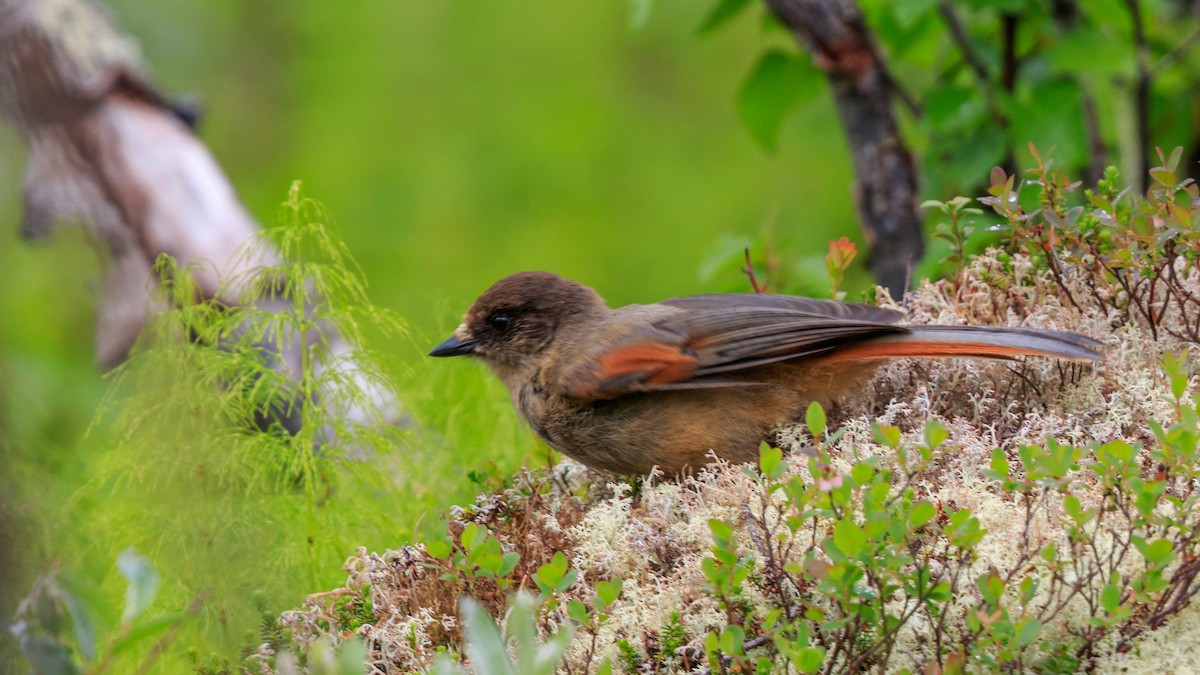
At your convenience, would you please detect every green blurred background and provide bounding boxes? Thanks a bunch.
[0,0,862,668]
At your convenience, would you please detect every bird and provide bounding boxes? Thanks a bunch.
[430,271,1103,475]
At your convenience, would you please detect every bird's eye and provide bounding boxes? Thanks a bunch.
[489,314,512,333]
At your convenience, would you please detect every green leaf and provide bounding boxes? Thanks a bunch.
[1101,579,1122,613]
[1014,618,1042,646]
[833,519,866,559]
[337,638,368,674]
[1046,26,1133,77]
[923,420,948,450]
[698,0,754,34]
[806,402,826,439]
[596,579,622,608]
[461,523,485,551]
[738,50,816,152]
[499,552,521,577]
[425,540,451,559]
[117,549,159,624]
[557,569,580,594]
[1172,374,1188,401]
[1041,542,1057,562]
[796,646,825,673]
[1135,538,1175,566]
[460,597,515,675]
[988,448,1009,480]
[709,518,734,542]
[567,599,589,624]
[872,424,901,448]
[759,444,784,479]
[923,85,979,132]
[851,462,874,487]
[909,501,936,529]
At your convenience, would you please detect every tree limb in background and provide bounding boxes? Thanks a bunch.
[1124,0,1152,190]
[764,0,923,298]
[0,0,401,433]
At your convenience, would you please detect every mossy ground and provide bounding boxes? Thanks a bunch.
[277,247,1200,673]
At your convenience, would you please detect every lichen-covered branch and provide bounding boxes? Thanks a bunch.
[0,0,400,432]
[764,0,923,298]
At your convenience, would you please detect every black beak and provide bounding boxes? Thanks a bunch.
[429,334,478,357]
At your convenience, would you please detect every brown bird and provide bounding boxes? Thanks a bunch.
[431,271,1102,475]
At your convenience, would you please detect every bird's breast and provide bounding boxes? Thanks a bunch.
[514,380,554,444]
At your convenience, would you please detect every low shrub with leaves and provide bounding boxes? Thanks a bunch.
[266,153,1200,674]
[7,185,410,673]
[19,155,1200,673]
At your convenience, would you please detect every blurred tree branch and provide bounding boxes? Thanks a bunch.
[0,0,400,433]
[763,0,923,298]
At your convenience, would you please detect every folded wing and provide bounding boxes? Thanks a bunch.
[560,294,909,401]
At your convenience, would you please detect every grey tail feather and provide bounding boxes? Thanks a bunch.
[893,325,1105,362]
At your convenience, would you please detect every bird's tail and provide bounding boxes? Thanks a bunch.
[822,325,1104,363]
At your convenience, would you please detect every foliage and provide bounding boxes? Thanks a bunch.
[275,151,1200,674]
[9,550,195,675]
[431,594,574,675]
[8,186,409,672]
[983,146,1200,346]
[702,0,1200,200]
[691,381,1200,672]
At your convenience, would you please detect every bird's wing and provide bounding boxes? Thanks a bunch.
[559,294,908,401]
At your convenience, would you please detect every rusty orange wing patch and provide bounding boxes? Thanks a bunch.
[564,342,699,401]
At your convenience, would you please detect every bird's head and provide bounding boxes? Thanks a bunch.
[430,271,606,379]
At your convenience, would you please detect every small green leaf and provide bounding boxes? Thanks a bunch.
[1172,374,1187,401]
[709,519,734,542]
[833,519,866,559]
[567,599,589,624]
[1041,542,1057,562]
[923,420,948,450]
[1136,538,1175,566]
[909,501,936,529]
[1014,618,1042,646]
[796,646,825,673]
[499,552,520,577]
[806,402,826,439]
[850,462,874,487]
[872,424,901,448]
[759,444,784,479]
[1101,579,1122,613]
[459,597,513,675]
[988,448,1009,480]
[596,579,622,607]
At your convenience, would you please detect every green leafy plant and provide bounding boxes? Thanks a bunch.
[19,184,410,672]
[9,549,201,675]
[430,593,573,675]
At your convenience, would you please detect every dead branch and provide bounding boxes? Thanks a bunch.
[0,0,400,434]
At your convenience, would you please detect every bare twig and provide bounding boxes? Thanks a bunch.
[742,247,769,293]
